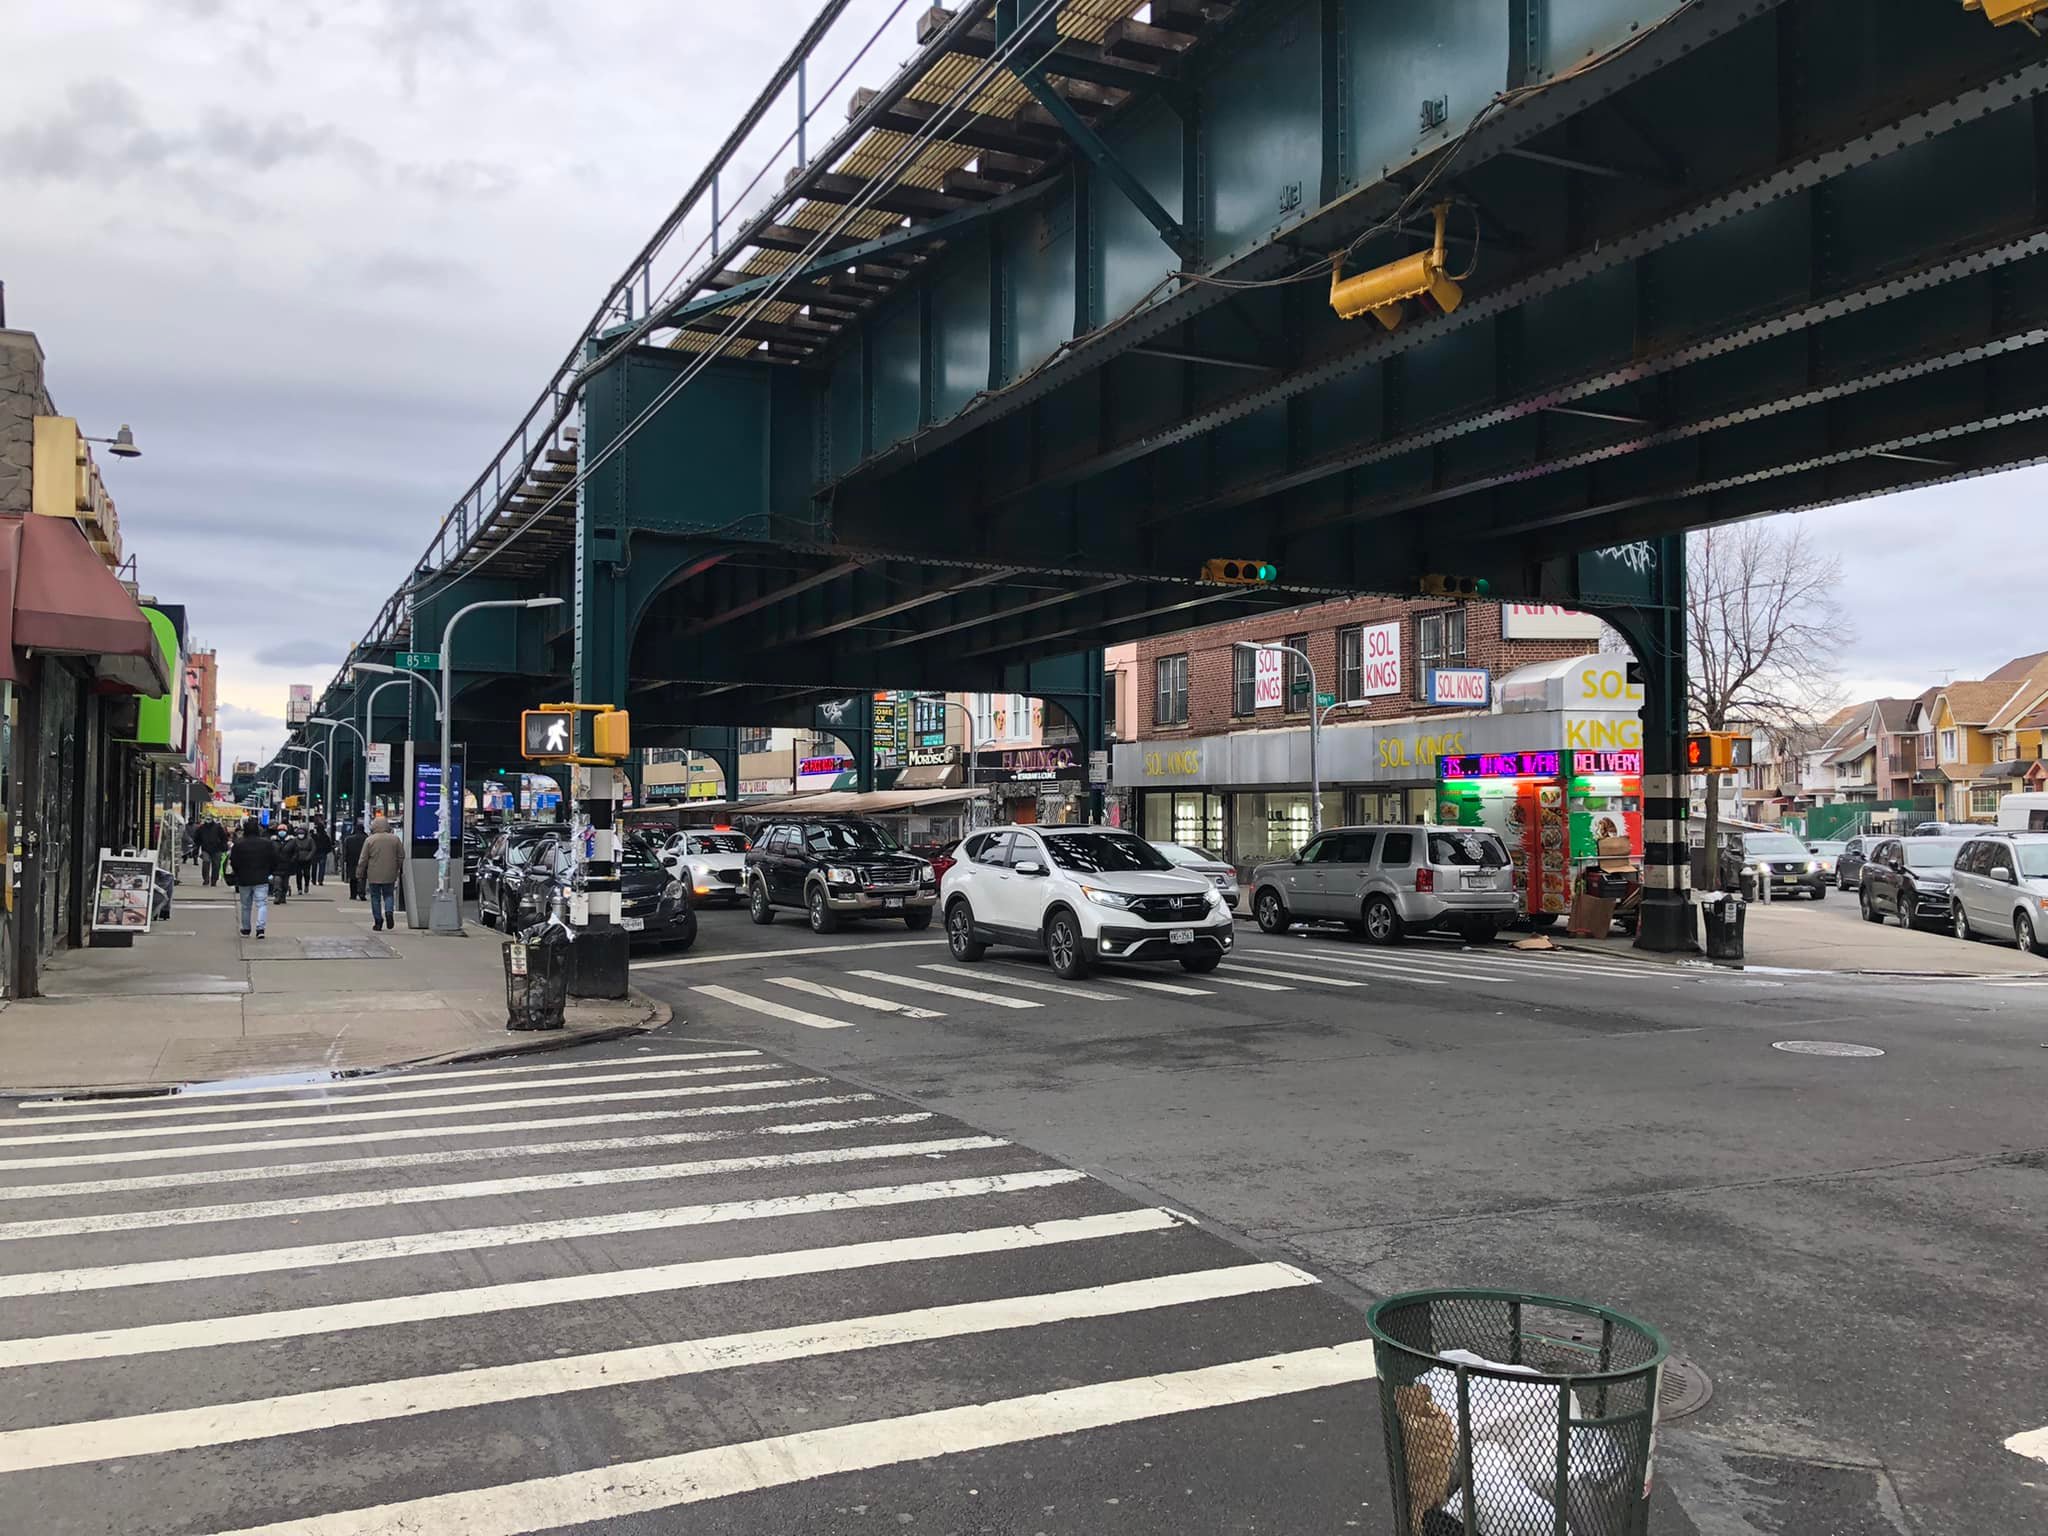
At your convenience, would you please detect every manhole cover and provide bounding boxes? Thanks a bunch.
[1659,1356,1714,1421]
[1772,1040,1885,1058]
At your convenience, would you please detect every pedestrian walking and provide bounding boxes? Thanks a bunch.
[271,823,296,905]
[292,824,315,895]
[357,816,404,932]
[227,819,278,939]
[311,820,334,886]
[341,819,367,901]
[194,816,228,889]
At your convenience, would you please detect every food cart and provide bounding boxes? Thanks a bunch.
[1435,747,1644,925]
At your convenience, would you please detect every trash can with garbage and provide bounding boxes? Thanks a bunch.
[1367,1288,1667,1536]
[503,896,573,1032]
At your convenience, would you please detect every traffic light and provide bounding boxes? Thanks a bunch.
[1201,559,1279,585]
[522,708,574,760]
[591,709,631,759]
[1687,732,1754,771]
[1329,202,1465,331]
[1966,0,2048,32]
[1419,574,1492,599]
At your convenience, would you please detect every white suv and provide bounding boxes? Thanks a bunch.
[940,825,1235,979]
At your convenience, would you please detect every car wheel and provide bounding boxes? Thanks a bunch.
[946,900,985,961]
[1179,951,1222,974]
[1810,885,1826,901]
[904,908,933,931]
[1253,888,1289,934]
[2017,910,2045,956]
[1045,910,1089,979]
[1362,895,1403,946]
[1954,900,1973,941]
[1899,893,1918,930]
[1861,888,1882,924]
[670,906,699,953]
[748,879,776,925]
[807,886,839,935]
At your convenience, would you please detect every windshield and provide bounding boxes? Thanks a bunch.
[1043,832,1174,873]
[690,834,750,855]
[1429,831,1510,867]
[2020,846,2048,878]
[1810,841,1846,856]
[1745,834,1809,858]
[1904,841,1962,869]
[620,839,663,870]
[803,822,899,854]
[505,841,542,867]
[1152,842,1220,866]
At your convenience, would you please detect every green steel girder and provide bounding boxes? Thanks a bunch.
[841,49,2048,558]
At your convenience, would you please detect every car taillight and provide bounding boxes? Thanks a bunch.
[1415,869,1434,893]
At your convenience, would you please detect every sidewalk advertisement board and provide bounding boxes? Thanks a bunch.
[91,850,158,934]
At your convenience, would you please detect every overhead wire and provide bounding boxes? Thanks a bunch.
[395,0,1076,622]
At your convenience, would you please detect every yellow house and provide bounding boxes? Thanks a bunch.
[1911,673,2048,820]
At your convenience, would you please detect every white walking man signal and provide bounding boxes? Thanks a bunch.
[543,718,569,752]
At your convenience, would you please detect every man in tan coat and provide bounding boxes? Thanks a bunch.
[356,816,405,932]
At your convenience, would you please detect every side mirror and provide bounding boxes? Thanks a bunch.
[1014,859,1046,877]
[1992,865,2015,884]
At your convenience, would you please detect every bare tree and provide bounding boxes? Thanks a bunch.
[1687,523,1850,892]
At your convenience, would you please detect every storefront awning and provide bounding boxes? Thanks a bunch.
[0,515,169,693]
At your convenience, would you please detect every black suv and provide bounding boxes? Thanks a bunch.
[746,817,937,934]
[1859,836,1965,930]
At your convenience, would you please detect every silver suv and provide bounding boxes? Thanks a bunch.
[1249,824,1517,945]
[1949,833,2048,954]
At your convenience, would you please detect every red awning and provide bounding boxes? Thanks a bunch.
[1,515,170,694]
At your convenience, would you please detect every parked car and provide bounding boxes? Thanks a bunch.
[1730,830,1829,900]
[1150,840,1239,910]
[661,830,751,907]
[918,839,963,885]
[746,816,936,933]
[1833,835,1874,891]
[475,824,565,928]
[1912,822,1982,838]
[1807,840,1847,881]
[502,832,697,949]
[1859,836,1965,929]
[941,825,1232,979]
[1949,832,2048,953]
[1248,824,1517,945]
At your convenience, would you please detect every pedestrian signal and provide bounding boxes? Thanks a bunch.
[523,710,574,760]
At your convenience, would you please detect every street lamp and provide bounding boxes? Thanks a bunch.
[355,676,414,819]
[283,743,327,816]
[931,698,988,827]
[82,424,141,459]
[429,596,564,934]
[349,660,442,720]
[310,717,366,822]
[1235,641,1326,836]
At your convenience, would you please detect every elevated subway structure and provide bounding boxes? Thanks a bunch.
[293,0,2048,951]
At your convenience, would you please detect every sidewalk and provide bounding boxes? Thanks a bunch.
[1552,892,2048,976]
[0,864,669,1093]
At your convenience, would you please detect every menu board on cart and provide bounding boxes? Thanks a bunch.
[91,850,158,934]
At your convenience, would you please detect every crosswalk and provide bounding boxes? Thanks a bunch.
[662,931,1729,1032]
[0,1041,1375,1533]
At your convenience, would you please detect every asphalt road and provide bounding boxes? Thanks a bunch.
[2,906,2041,1534]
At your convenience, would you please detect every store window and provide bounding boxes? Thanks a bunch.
[1232,644,1256,716]
[972,693,1031,743]
[738,728,773,755]
[1142,790,1224,855]
[1971,786,2001,817]
[1284,633,1310,713]
[1339,628,1363,703]
[1228,791,1345,870]
[1154,655,1189,726]
[1417,610,1466,697]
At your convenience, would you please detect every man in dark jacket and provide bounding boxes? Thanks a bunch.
[194,817,228,888]
[227,820,278,937]
[271,824,296,904]
[292,826,315,895]
[311,821,335,886]
[341,821,368,901]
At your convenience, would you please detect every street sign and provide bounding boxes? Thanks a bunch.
[1087,750,1109,785]
[1315,691,1336,709]
[522,709,574,759]
[366,743,391,781]
[397,652,440,671]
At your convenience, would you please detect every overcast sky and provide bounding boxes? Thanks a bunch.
[6,0,2045,771]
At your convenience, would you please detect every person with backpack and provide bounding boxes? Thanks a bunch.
[227,819,278,938]
[194,816,229,888]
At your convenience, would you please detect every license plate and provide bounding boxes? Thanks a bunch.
[1462,872,1490,887]
[1170,928,1194,945]
[884,897,904,910]
[619,916,645,933]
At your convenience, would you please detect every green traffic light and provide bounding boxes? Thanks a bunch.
[1257,563,1276,581]
[1474,577,1491,595]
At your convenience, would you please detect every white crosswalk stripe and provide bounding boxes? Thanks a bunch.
[0,1045,1371,1533]
[691,983,859,1030]
[848,968,1042,1009]
[763,975,947,1017]
[1202,973,1293,991]
[1223,961,1366,988]
[1100,974,1215,996]
[938,964,1123,1001]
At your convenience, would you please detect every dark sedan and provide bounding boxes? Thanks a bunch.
[1860,836,1965,929]
[1834,834,1874,891]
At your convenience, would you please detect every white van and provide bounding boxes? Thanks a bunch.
[1995,792,2048,832]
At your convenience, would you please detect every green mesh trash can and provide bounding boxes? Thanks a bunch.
[1367,1289,1667,1536]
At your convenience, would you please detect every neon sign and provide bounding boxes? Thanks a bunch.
[1439,751,1561,779]
[1572,749,1644,775]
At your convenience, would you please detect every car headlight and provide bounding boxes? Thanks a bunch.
[825,865,856,885]
[1079,884,1134,910]
[1803,861,1819,873]
[1207,888,1228,913]
[663,879,688,901]
[919,862,937,886]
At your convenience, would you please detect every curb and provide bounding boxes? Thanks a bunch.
[1546,933,2038,980]
[0,990,675,1103]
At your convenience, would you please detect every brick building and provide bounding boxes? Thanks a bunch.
[1117,597,1617,874]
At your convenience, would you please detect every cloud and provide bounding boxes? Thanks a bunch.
[217,703,284,730]
[355,248,475,293]
[254,639,348,669]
